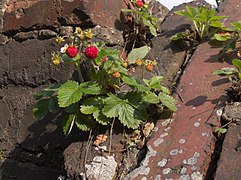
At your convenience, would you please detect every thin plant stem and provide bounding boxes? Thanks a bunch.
[84,129,93,179]
[75,61,83,82]
[108,118,115,156]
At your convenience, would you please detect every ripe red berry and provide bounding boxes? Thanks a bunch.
[85,46,98,59]
[112,71,121,78]
[66,46,78,58]
[145,64,153,72]
[136,0,143,8]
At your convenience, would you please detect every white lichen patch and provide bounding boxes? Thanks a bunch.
[141,177,147,180]
[154,138,164,147]
[187,157,198,166]
[163,168,171,175]
[162,118,173,126]
[194,152,200,158]
[194,122,200,127]
[179,174,190,180]
[216,109,223,116]
[191,172,202,180]
[179,139,186,144]
[160,132,169,138]
[180,167,187,174]
[154,175,162,180]
[179,149,183,154]
[158,158,168,167]
[124,166,150,180]
[142,145,157,166]
[191,166,197,171]
[170,149,179,156]
[202,132,208,137]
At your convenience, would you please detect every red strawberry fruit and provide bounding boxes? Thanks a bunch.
[66,46,78,58]
[136,0,143,8]
[85,46,98,59]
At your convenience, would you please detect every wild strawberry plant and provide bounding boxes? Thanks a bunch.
[171,5,226,41]
[33,28,176,135]
[121,0,159,51]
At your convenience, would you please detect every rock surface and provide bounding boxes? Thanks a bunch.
[0,0,127,32]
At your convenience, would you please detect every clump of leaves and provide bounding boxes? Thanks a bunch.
[213,57,241,101]
[33,27,176,135]
[171,6,226,41]
[121,0,159,48]
[212,21,241,58]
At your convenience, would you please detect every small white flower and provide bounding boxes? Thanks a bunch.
[60,44,69,53]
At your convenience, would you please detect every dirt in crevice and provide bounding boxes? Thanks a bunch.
[205,114,229,180]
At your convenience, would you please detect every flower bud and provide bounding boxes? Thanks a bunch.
[112,71,121,78]
[145,64,153,72]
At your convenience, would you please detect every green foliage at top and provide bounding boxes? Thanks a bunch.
[213,58,241,81]
[173,6,226,41]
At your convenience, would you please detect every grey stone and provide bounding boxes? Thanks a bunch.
[222,102,241,123]
[0,34,9,45]
[14,31,38,41]
[85,156,117,180]
[38,30,57,40]
[93,25,124,46]
[59,26,73,36]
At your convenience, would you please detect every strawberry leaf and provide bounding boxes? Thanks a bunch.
[32,99,50,120]
[75,112,95,131]
[159,93,177,111]
[57,80,83,107]
[103,94,142,129]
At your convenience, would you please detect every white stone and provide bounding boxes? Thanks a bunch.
[85,156,117,180]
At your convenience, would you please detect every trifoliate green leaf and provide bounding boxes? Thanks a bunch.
[48,98,60,114]
[122,75,139,87]
[62,114,75,135]
[159,85,171,94]
[232,59,241,70]
[65,102,79,113]
[159,93,177,111]
[33,99,50,120]
[102,94,141,129]
[171,32,187,41]
[231,21,241,31]
[79,81,101,95]
[82,97,111,125]
[75,112,95,131]
[57,80,83,107]
[127,46,151,64]
[149,76,164,89]
[213,68,237,75]
[143,92,159,104]
[80,105,98,114]
[213,33,231,41]
[215,127,227,134]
